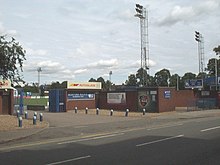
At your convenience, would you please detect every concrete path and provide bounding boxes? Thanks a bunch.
[0,109,220,144]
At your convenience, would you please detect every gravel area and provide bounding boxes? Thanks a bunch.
[0,115,48,131]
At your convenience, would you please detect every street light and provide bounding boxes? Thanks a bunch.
[37,67,42,88]
[109,71,112,91]
[109,71,112,82]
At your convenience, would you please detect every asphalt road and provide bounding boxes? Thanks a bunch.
[0,115,220,165]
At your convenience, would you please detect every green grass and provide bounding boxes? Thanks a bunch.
[14,97,49,106]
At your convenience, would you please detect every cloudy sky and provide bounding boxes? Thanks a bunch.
[1,0,220,85]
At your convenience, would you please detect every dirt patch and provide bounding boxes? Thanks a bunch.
[0,115,48,131]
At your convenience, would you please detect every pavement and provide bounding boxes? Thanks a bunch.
[0,108,220,144]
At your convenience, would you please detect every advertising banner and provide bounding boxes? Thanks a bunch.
[67,82,101,89]
[67,93,95,100]
[185,79,203,88]
[107,93,126,104]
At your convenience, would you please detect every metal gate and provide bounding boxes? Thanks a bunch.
[49,89,66,112]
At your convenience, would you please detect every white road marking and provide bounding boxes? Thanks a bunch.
[200,125,220,132]
[136,134,184,147]
[48,125,88,129]
[58,133,124,145]
[147,123,183,131]
[46,155,91,165]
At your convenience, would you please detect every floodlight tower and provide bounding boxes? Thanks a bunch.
[195,31,205,73]
[135,4,149,86]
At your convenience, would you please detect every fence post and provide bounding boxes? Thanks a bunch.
[33,116,37,125]
[125,109,129,117]
[96,108,99,115]
[39,113,43,122]
[143,109,146,115]
[24,111,28,119]
[18,116,22,127]
[110,109,113,116]
[85,107,88,114]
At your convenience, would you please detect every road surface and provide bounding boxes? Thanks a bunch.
[0,114,220,164]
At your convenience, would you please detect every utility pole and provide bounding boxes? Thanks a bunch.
[135,4,150,87]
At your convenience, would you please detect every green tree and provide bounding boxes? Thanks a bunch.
[213,45,220,55]
[0,36,26,82]
[206,58,218,76]
[169,74,179,88]
[197,72,207,79]
[125,74,137,86]
[136,68,148,86]
[154,69,171,87]
[50,81,63,89]
[22,83,38,93]
[88,78,97,82]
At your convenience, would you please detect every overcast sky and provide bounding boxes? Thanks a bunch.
[1,0,220,85]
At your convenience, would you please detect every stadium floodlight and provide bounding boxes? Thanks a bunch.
[195,31,201,42]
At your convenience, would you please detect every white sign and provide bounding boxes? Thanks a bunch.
[107,93,126,104]
[67,82,101,89]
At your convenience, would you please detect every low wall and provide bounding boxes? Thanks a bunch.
[27,105,45,111]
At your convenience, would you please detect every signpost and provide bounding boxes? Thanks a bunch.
[185,79,203,89]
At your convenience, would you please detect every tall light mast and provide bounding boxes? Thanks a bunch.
[135,4,149,86]
[195,31,205,74]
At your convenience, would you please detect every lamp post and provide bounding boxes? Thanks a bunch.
[109,71,112,91]
[215,58,218,91]
[37,67,42,94]
[135,4,149,87]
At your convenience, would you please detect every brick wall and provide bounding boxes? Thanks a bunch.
[66,99,96,110]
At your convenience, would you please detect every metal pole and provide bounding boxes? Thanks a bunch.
[216,58,218,91]
[177,75,179,91]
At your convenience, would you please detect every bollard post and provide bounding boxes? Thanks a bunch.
[110,109,113,116]
[18,116,22,127]
[39,113,43,122]
[24,111,28,119]
[85,107,88,114]
[125,109,129,117]
[75,107,78,113]
[16,110,20,118]
[143,109,146,115]
[34,112,37,120]
[33,116,37,125]
[96,108,99,115]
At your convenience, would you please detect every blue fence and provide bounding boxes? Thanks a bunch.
[49,89,66,112]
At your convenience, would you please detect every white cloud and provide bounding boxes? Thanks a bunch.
[0,22,17,36]
[157,0,220,26]
[1,0,220,84]
[74,69,88,74]
[88,59,118,69]
[26,48,47,56]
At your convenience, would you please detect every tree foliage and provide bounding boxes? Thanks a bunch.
[155,68,171,87]
[0,36,26,82]
[213,45,220,55]
[125,74,137,86]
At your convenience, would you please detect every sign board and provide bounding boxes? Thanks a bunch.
[67,93,95,100]
[67,82,101,90]
[164,90,171,99]
[185,79,203,88]
[107,93,126,104]
[0,80,11,89]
